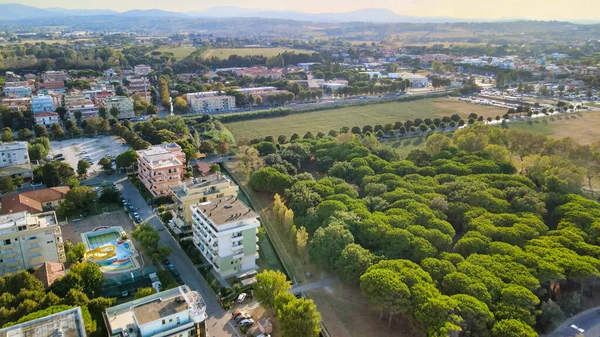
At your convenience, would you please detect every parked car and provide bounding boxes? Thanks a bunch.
[128,205,136,212]
[236,293,247,303]
[238,319,255,327]
[235,314,252,323]
[79,151,87,154]
[54,153,64,158]
[134,215,142,223]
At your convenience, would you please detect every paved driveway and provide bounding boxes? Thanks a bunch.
[116,177,241,337]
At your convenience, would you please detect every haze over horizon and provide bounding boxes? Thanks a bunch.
[3,0,600,21]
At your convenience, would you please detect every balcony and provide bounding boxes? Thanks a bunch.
[2,250,16,258]
[233,252,245,260]
[232,236,243,243]
[29,245,42,253]
[30,255,44,265]
[4,259,19,268]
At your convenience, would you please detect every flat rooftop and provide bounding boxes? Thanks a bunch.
[0,307,86,337]
[133,296,188,325]
[195,196,258,227]
[174,176,233,197]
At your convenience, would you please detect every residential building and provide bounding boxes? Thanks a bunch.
[1,186,70,214]
[104,285,207,337]
[3,85,32,97]
[104,96,135,119]
[0,141,29,168]
[32,261,66,288]
[31,94,56,114]
[65,93,99,119]
[90,91,116,105]
[169,175,239,240]
[0,211,66,276]
[0,97,31,112]
[134,64,152,75]
[127,77,150,93]
[390,72,429,88]
[37,81,66,95]
[137,143,186,198]
[0,307,87,337]
[187,95,235,113]
[232,67,283,80]
[190,196,260,277]
[42,71,69,82]
[34,111,61,127]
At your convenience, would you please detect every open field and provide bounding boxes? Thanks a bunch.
[504,112,600,144]
[201,47,313,60]
[225,98,506,140]
[156,45,198,59]
[1,39,70,45]
[50,136,129,174]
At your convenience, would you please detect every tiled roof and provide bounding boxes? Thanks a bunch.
[1,186,70,215]
[33,262,66,288]
[35,111,59,117]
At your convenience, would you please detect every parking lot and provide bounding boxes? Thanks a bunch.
[49,136,130,175]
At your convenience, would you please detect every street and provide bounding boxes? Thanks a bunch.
[115,176,241,337]
[549,306,600,337]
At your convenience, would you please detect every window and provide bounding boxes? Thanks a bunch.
[169,319,172,323]
[162,319,165,325]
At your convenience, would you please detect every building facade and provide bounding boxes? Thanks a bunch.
[104,96,135,119]
[0,141,30,168]
[35,112,61,127]
[104,285,207,337]
[137,144,186,198]
[3,86,32,97]
[187,95,235,114]
[134,64,152,75]
[191,196,260,277]
[31,95,56,114]
[169,175,239,240]
[0,211,66,276]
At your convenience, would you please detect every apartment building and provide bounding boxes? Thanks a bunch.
[137,143,186,198]
[3,85,32,97]
[0,97,31,112]
[31,94,56,114]
[169,175,239,240]
[0,211,66,276]
[35,112,61,128]
[104,96,135,119]
[0,141,30,168]
[134,64,152,75]
[104,285,207,337]
[187,95,235,114]
[42,71,69,82]
[37,81,66,95]
[191,196,260,277]
[0,307,87,337]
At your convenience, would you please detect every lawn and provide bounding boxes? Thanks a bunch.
[157,45,198,59]
[503,112,600,144]
[225,98,506,140]
[201,47,314,60]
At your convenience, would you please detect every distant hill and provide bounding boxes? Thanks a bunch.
[0,4,59,20]
[45,8,117,16]
[119,9,188,18]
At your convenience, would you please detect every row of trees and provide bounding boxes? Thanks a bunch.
[245,123,600,336]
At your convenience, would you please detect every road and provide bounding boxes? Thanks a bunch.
[115,176,241,337]
[549,306,600,337]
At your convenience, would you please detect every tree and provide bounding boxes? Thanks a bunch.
[55,106,68,121]
[103,107,120,121]
[98,107,107,119]
[135,287,157,299]
[17,128,31,140]
[0,176,15,194]
[66,242,87,264]
[249,167,292,193]
[278,297,322,337]
[69,262,104,297]
[98,157,112,172]
[432,60,444,73]
[42,162,62,187]
[296,226,309,261]
[116,150,137,169]
[254,270,291,310]
[424,133,453,156]
[337,243,375,284]
[217,141,229,155]
[173,97,188,113]
[57,186,97,217]
[360,268,411,326]
[491,319,537,337]
[309,224,354,267]
[1,127,13,142]
[77,160,91,177]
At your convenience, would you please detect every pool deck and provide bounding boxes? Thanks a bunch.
[81,226,141,274]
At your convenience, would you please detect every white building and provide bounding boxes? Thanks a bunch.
[35,111,61,127]
[0,307,87,337]
[191,196,260,277]
[0,211,66,276]
[390,72,429,88]
[0,141,29,168]
[31,94,56,114]
[3,86,32,97]
[104,96,135,119]
[134,64,152,76]
[104,285,207,337]
[187,95,235,114]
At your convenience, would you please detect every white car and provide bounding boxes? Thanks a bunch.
[236,293,247,303]
[238,319,255,327]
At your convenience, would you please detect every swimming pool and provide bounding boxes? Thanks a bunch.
[81,227,139,273]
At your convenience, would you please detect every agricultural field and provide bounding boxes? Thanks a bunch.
[225,98,506,140]
[201,47,314,60]
[156,45,198,59]
[504,111,600,144]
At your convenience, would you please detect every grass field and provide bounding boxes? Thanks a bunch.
[504,112,600,144]
[202,47,313,60]
[225,98,506,140]
[1,39,70,45]
[157,45,197,59]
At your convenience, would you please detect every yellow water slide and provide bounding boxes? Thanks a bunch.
[85,245,116,261]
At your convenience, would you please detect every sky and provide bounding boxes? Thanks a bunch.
[5,0,600,20]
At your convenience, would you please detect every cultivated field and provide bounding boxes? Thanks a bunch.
[225,98,506,140]
[201,47,314,60]
[157,45,198,59]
